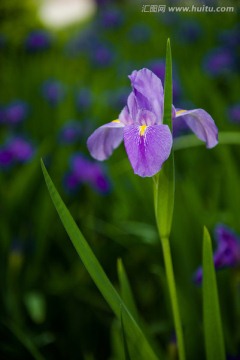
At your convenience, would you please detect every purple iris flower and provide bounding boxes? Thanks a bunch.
[58,121,81,144]
[194,224,240,284]
[5,100,29,125]
[87,68,218,177]
[228,104,240,124]
[42,80,65,106]
[25,30,52,52]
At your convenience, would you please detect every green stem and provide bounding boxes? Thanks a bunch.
[161,236,186,360]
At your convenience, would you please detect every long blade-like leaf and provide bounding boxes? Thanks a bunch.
[121,306,132,360]
[154,38,174,239]
[41,160,159,360]
[117,259,139,324]
[203,227,226,360]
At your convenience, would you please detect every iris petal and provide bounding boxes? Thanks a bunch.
[123,124,172,177]
[129,68,164,123]
[87,121,124,161]
[175,108,218,148]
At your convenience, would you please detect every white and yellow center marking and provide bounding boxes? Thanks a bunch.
[139,125,147,136]
[112,119,120,123]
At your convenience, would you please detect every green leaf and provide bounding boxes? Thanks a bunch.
[41,160,160,360]
[121,306,132,360]
[163,39,173,130]
[153,38,174,239]
[203,227,226,360]
[117,259,139,324]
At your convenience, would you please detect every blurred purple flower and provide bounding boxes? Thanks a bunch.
[64,172,80,193]
[98,7,124,29]
[64,153,111,194]
[7,137,35,162]
[58,121,81,144]
[42,80,65,106]
[25,30,52,52]
[203,47,236,76]
[5,100,29,125]
[177,20,202,43]
[228,104,240,124]
[87,68,218,177]
[65,27,98,57]
[194,224,240,284]
[0,136,34,169]
[89,41,115,68]
[128,24,152,44]
[219,25,240,49]
[76,88,92,112]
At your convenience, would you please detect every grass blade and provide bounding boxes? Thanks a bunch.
[121,306,132,360]
[41,160,159,360]
[203,227,226,360]
[117,259,139,324]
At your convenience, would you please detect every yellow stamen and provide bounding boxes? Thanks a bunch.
[176,109,186,115]
[139,125,147,136]
[112,119,120,123]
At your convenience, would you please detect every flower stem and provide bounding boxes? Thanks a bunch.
[161,235,185,360]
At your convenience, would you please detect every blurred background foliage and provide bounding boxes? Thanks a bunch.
[0,0,240,359]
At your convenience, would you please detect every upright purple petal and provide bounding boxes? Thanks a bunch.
[87,121,124,161]
[123,124,172,177]
[129,68,164,123]
[175,109,218,148]
[119,105,133,125]
[126,92,138,121]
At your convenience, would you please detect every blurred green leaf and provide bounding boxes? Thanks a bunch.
[117,259,139,324]
[24,292,46,324]
[203,227,226,360]
[173,132,240,151]
[41,160,160,360]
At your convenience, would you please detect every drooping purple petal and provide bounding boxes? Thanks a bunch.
[87,121,124,161]
[175,109,218,148]
[129,68,164,123]
[123,124,172,177]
